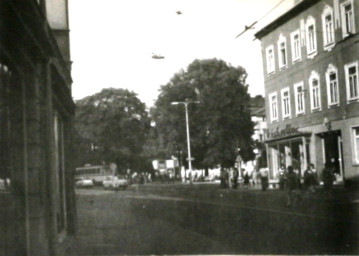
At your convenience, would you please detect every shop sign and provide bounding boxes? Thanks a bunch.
[267,124,301,139]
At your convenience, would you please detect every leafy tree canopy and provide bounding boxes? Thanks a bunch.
[74,88,151,172]
[152,58,255,169]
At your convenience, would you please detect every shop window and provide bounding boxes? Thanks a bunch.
[266,45,275,74]
[277,34,287,68]
[322,5,335,50]
[269,92,278,122]
[309,71,321,111]
[291,30,301,63]
[325,64,339,107]
[345,61,359,102]
[281,87,291,119]
[294,82,305,115]
[341,0,355,38]
[305,16,317,57]
[353,127,359,164]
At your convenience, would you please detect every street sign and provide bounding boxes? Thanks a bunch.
[186,157,195,161]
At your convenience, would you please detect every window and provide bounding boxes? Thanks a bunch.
[277,34,287,68]
[281,87,291,119]
[325,64,339,107]
[309,71,321,111]
[341,0,355,38]
[345,62,359,101]
[305,16,317,57]
[291,30,301,62]
[322,5,335,49]
[269,92,278,122]
[353,127,359,163]
[266,45,275,74]
[294,82,305,115]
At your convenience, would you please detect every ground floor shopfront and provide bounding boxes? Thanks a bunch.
[265,117,359,186]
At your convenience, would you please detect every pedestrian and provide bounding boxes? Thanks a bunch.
[244,170,250,188]
[309,163,318,185]
[259,168,269,191]
[285,165,300,207]
[322,161,334,192]
[278,164,286,190]
[220,167,227,188]
[233,167,239,189]
[303,165,316,193]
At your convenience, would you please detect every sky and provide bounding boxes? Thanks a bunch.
[69,0,295,107]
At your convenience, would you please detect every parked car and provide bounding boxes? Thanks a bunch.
[103,175,128,190]
[75,177,94,188]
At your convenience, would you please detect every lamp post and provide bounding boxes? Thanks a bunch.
[171,99,199,183]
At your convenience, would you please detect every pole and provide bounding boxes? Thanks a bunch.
[184,102,193,183]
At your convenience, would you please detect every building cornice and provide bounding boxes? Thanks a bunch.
[255,0,321,40]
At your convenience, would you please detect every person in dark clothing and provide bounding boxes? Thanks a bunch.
[278,164,286,190]
[286,165,301,207]
[322,161,334,192]
[304,165,316,193]
[244,171,250,188]
[259,168,269,191]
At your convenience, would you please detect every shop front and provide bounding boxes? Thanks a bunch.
[265,125,311,181]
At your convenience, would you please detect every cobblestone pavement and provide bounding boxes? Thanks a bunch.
[71,183,359,255]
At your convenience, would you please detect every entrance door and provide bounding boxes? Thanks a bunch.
[323,131,343,181]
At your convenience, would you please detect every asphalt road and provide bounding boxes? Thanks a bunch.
[73,183,359,255]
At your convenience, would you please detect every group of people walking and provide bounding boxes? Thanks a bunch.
[278,162,336,207]
[220,161,337,207]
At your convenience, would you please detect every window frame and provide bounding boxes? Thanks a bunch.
[294,82,305,115]
[290,29,301,63]
[344,61,359,102]
[322,5,335,50]
[266,45,275,74]
[309,71,321,112]
[281,87,291,119]
[352,126,359,164]
[341,0,355,38]
[269,92,278,122]
[325,64,340,107]
[305,16,317,58]
[277,34,287,69]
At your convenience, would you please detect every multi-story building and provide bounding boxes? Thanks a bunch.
[0,0,76,255]
[255,0,359,187]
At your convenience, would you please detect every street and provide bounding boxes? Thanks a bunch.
[72,183,359,255]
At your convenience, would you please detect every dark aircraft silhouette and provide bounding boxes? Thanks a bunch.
[152,53,165,59]
[176,11,182,15]
[235,21,257,38]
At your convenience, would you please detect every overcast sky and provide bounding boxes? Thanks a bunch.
[69,0,294,107]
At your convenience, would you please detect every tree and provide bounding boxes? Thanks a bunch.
[152,58,255,170]
[74,88,151,172]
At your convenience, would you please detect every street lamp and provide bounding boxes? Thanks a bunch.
[171,99,200,183]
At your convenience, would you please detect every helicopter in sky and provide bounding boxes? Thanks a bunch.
[152,53,165,59]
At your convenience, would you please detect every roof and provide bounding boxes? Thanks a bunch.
[254,0,321,39]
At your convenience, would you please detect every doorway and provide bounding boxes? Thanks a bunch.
[322,130,343,181]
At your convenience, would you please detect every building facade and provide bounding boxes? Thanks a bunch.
[255,0,359,186]
[0,0,76,255]
[242,96,268,175]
